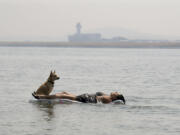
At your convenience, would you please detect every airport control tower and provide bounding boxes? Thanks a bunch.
[76,23,82,34]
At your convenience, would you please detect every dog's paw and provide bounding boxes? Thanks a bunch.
[32,92,39,99]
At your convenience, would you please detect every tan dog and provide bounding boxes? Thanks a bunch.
[34,71,60,95]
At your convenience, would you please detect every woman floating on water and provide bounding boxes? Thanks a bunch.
[32,91,126,104]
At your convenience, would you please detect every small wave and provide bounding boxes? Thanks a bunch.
[127,105,168,110]
[125,104,180,115]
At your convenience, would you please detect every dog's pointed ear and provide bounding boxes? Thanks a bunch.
[50,70,53,75]
[54,70,56,73]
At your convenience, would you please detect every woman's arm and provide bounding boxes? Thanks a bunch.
[96,96,112,104]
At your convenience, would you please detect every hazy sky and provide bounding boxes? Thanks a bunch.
[0,0,180,41]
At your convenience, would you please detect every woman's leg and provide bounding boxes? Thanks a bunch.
[56,94,77,100]
[56,91,72,95]
[56,91,76,97]
[32,92,77,100]
[32,92,58,99]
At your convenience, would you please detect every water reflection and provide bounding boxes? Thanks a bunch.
[33,102,55,121]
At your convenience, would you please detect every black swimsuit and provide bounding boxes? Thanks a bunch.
[75,92,105,103]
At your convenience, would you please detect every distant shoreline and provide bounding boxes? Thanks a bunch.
[0,41,180,49]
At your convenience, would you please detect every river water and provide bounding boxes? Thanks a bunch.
[0,46,180,135]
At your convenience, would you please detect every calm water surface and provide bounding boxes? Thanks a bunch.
[0,47,180,135]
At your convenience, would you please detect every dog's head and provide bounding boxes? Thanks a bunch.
[49,70,60,81]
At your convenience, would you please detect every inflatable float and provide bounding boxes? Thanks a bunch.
[29,99,124,104]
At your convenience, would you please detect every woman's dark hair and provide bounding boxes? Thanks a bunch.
[112,94,126,104]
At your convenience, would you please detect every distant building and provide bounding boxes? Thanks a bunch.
[68,23,127,42]
[68,23,102,42]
